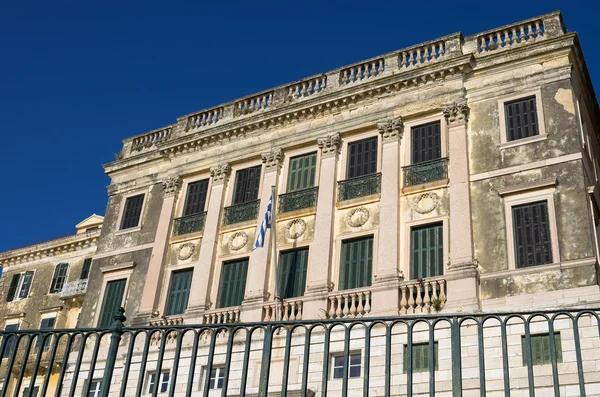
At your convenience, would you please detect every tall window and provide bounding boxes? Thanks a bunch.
[120,194,144,230]
[49,263,69,293]
[208,367,225,390]
[278,248,309,299]
[411,223,443,279]
[147,371,170,394]
[521,333,562,366]
[512,201,552,268]
[165,269,193,316]
[287,152,317,191]
[505,96,539,141]
[183,179,209,216]
[36,317,56,352]
[217,259,248,308]
[2,323,19,358]
[347,137,377,178]
[340,237,373,290]
[6,271,34,302]
[332,353,361,379]
[232,166,262,205]
[80,258,92,280]
[87,381,102,397]
[404,342,438,373]
[411,121,441,164]
[99,279,126,328]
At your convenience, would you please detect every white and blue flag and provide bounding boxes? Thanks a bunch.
[253,192,273,249]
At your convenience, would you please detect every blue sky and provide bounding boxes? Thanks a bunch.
[1,1,598,252]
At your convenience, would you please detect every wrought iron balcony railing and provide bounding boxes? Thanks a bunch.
[402,157,448,187]
[278,187,318,214]
[222,200,260,226]
[172,212,206,236]
[59,279,88,299]
[337,172,382,202]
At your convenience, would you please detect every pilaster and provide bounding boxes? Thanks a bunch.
[303,134,341,319]
[185,164,231,322]
[240,149,282,321]
[134,176,180,324]
[442,102,480,312]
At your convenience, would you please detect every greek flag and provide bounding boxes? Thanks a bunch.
[253,193,273,249]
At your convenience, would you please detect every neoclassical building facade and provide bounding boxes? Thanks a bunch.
[74,11,600,331]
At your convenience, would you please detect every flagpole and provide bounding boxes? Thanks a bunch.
[271,185,279,323]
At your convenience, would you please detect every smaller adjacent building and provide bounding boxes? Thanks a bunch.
[0,214,103,397]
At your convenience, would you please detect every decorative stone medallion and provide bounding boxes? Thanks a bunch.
[227,231,249,251]
[176,242,195,261]
[285,219,307,239]
[345,207,370,227]
[411,192,440,214]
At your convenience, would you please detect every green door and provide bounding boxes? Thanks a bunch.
[166,269,193,315]
[218,259,248,308]
[411,223,443,279]
[340,237,373,290]
[278,248,309,299]
[287,152,317,192]
[99,279,126,327]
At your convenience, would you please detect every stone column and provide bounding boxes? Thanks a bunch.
[371,118,403,315]
[443,102,480,312]
[185,164,231,321]
[240,149,282,321]
[302,133,341,319]
[135,176,181,324]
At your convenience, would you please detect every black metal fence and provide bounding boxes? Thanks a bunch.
[1,308,599,397]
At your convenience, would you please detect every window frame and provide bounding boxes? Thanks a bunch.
[281,147,321,194]
[216,257,249,309]
[277,247,310,299]
[115,189,149,234]
[3,320,20,359]
[402,115,448,168]
[403,342,439,373]
[410,222,444,280]
[87,380,102,397]
[36,315,57,352]
[521,332,562,366]
[146,370,170,394]
[338,132,382,182]
[498,89,546,148]
[403,216,449,281]
[207,366,226,390]
[338,234,375,291]
[80,258,93,280]
[93,263,134,327]
[178,174,212,218]
[229,164,263,206]
[503,187,560,270]
[164,268,194,316]
[49,262,70,294]
[331,352,362,380]
[7,271,36,302]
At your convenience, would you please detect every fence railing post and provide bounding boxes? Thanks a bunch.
[100,307,126,397]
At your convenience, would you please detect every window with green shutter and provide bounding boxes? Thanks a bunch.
[505,96,539,141]
[36,317,56,352]
[166,269,193,316]
[346,137,378,179]
[512,201,552,268]
[50,263,69,293]
[217,259,248,309]
[80,258,92,280]
[6,274,20,302]
[287,152,317,192]
[404,342,438,373]
[120,194,144,230]
[232,166,262,205]
[411,223,443,279]
[278,248,309,299]
[183,179,209,216]
[411,121,441,164]
[340,236,373,290]
[521,333,562,366]
[99,279,126,328]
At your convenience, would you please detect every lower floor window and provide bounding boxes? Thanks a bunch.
[411,223,443,279]
[22,387,39,397]
[147,371,170,394]
[209,367,225,390]
[521,332,562,366]
[340,237,373,290]
[332,353,361,379]
[404,342,438,373]
[88,381,102,397]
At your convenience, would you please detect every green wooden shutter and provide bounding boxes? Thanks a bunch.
[278,248,309,299]
[347,137,378,179]
[218,259,248,308]
[121,194,144,229]
[411,121,441,164]
[505,96,538,141]
[340,237,373,290]
[404,342,438,373]
[37,317,56,351]
[522,333,562,366]
[233,166,262,205]
[166,269,193,315]
[99,279,126,328]
[6,274,20,302]
[3,323,19,358]
[80,258,92,280]
[183,179,209,216]
[512,201,552,268]
[50,263,69,293]
[411,223,443,279]
[18,271,34,299]
[287,153,317,192]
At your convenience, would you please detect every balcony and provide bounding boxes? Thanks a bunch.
[327,288,372,319]
[172,212,206,236]
[222,200,260,226]
[203,307,241,324]
[278,187,318,214]
[399,277,447,314]
[402,158,448,187]
[337,173,381,202]
[59,279,88,299]
[263,298,304,321]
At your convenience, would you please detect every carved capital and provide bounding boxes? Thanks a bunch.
[377,117,404,142]
[261,148,283,170]
[210,163,231,185]
[442,102,469,126]
[162,176,181,197]
[317,133,341,157]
